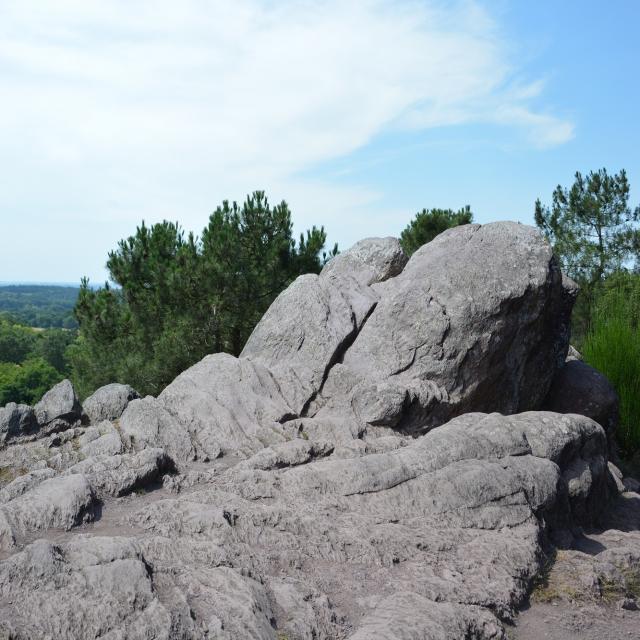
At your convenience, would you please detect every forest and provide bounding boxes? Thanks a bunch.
[0,285,79,328]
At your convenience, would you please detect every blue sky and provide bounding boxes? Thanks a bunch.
[1,0,639,283]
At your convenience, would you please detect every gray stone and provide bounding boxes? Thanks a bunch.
[158,354,295,458]
[0,403,38,445]
[33,379,82,436]
[543,359,619,444]
[320,236,407,286]
[0,410,618,638]
[609,462,626,494]
[566,345,583,361]
[79,426,124,458]
[119,396,195,464]
[239,238,405,416]
[241,273,377,414]
[0,537,192,639]
[0,226,628,639]
[65,448,173,497]
[0,467,56,504]
[315,222,577,434]
[107,224,579,462]
[82,382,140,424]
[0,474,95,549]
[235,439,334,471]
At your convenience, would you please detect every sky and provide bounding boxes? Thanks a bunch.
[1,0,639,284]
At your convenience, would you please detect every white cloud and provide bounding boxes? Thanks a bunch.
[0,0,573,280]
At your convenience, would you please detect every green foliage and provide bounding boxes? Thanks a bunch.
[582,273,640,455]
[0,315,75,404]
[400,206,473,256]
[30,328,76,374]
[535,168,640,285]
[0,316,38,364]
[0,286,79,328]
[69,191,337,397]
[0,357,62,405]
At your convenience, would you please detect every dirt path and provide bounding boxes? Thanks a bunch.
[511,491,640,639]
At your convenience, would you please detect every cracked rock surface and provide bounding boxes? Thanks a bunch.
[0,222,637,639]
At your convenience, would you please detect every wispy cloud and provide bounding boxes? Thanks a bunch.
[0,0,573,279]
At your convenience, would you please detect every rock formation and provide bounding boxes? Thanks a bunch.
[0,221,637,640]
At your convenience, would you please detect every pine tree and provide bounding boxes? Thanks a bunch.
[535,168,640,285]
[400,206,473,256]
[69,192,336,397]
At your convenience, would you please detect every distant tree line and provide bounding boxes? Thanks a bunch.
[0,286,78,328]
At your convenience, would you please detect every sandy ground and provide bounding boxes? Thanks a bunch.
[511,600,640,639]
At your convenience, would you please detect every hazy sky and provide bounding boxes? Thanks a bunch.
[1,0,639,283]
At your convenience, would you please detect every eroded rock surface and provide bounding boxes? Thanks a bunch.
[315,222,577,434]
[0,223,636,639]
[0,412,618,638]
[82,383,140,424]
[33,379,82,437]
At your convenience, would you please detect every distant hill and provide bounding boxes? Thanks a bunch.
[0,285,79,328]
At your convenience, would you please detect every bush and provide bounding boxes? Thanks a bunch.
[0,358,62,405]
[582,274,640,456]
[0,317,38,364]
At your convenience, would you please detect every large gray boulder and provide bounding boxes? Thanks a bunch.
[313,222,577,434]
[242,223,578,439]
[109,224,578,458]
[119,396,195,463]
[240,274,376,414]
[64,448,173,498]
[0,403,38,445]
[543,359,619,444]
[0,537,185,638]
[33,379,82,436]
[82,383,140,424]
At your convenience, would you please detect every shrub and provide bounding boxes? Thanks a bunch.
[582,274,640,455]
[0,358,62,405]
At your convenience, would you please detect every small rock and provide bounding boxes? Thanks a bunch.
[33,380,82,436]
[0,403,38,445]
[543,360,619,446]
[566,345,583,361]
[620,597,639,611]
[609,462,626,494]
[82,383,140,424]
